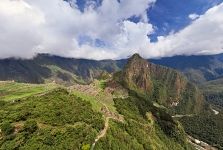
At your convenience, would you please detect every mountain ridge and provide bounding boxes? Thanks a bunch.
[1,53,223,84]
[115,53,206,114]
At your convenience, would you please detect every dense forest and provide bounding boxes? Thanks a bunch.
[179,113,223,149]
[0,88,195,150]
[95,91,194,150]
[205,92,223,107]
[0,89,104,149]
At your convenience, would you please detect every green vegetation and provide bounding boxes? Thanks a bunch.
[98,80,106,89]
[95,91,194,150]
[1,122,14,136]
[45,65,86,84]
[0,81,57,101]
[200,79,223,108]
[179,113,223,149]
[23,120,38,134]
[204,93,223,108]
[72,80,117,113]
[0,88,104,149]
[72,89,103,111]
[118,54,205,115]
[0,53,211,150]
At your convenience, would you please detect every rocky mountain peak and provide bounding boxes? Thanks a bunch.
[122,53,153,94]
[118,53,205,114]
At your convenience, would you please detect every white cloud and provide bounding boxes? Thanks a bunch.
[148,3,223,58]
[0,0,222,60]
[188,13,200,20]
[0,0,155,59]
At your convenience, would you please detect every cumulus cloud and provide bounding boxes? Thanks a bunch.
[0,0,222,60]
[0,0,155,59]
[149,3,223,58]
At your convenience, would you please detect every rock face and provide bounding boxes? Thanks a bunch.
[122,54,153,94]
[119,53,205,114]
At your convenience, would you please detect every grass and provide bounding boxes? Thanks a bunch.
[0,81,57,101]
[98,80,106,89]
[72,89,117,113]
[72,90,103,111]
[72,80,117,113]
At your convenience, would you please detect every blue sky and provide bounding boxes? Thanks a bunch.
[0,0,223,59]
[75,0,222,41]
[148,0,222,41]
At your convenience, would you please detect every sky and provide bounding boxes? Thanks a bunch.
[0,0,223,60]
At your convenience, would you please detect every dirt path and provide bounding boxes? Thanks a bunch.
[187,136,218,150]
[91,105,123,150]
[172,114,194,118]
[91,117,110,150]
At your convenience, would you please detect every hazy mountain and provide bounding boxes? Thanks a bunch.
[2,53,223,85]
[0,54,126,84]
[150,53,223,84]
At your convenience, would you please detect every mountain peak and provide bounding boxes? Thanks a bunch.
[130,53,142,59]
[127,53,149,66]
[122,53,153,95]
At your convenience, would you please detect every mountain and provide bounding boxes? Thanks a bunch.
[0,53,207,114]
[150,53,223,84]
[0,54,199,149]
[0,54,126,84]
[2,53,223,85]
[115,54,206,114]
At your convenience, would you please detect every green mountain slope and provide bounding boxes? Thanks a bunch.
[0,87,195,150]
[179,113,223,149]
[95,92,194,150]
[116,54,206,114]
[0,89,104,150]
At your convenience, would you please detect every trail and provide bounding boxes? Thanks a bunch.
[91,117,110,150]
[211,108,219,115]
[91,105,123,150]
[172,114,194,118]
[187,136,218,150]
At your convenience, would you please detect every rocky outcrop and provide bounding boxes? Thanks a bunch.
[118,53,205,114]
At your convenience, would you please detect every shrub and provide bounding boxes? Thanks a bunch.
[82,144,90,150]
[1,121,14,135]
[23,120,38,133]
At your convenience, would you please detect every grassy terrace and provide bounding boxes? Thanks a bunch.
[0,81,57,101]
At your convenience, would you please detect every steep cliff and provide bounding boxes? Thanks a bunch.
[119,54,205,114]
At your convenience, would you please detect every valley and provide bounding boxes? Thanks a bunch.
[0,53,222,150]
[1,0,223,149]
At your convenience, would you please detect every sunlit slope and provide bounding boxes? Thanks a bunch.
[0,81,57,101]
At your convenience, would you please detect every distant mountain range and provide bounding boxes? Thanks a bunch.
[1,53,223,85]
[0,54,126,84]
[150,53,223,84]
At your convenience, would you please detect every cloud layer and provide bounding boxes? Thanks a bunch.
[0,0,223,59]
